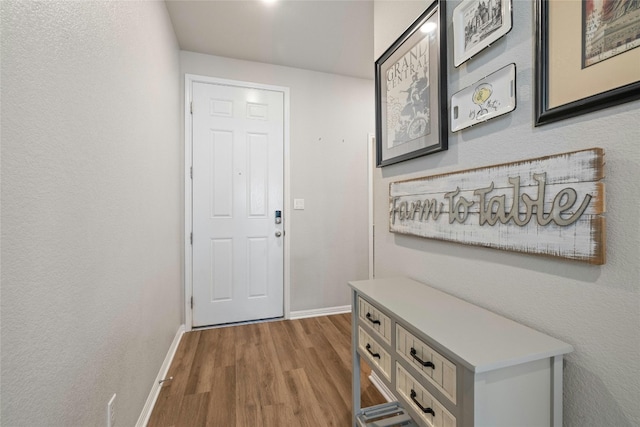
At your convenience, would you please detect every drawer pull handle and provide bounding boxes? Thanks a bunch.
[366,312,381,325]
[410,348,435,369]
[410,389,435,416]
[365,343,381,359]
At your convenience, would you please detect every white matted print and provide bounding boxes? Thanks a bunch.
[451,63,516,132]
[453,0,513,67]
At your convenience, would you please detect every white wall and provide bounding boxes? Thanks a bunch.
[374,1,639,426]
[1,2,182,425]
[180,51,375,312]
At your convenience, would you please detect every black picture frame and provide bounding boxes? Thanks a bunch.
[375,0,447,167]
[535,0,640,126]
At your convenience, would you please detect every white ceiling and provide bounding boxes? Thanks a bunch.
[164,0,374,79]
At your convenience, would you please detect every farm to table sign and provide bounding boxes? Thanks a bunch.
[389,148,605,264]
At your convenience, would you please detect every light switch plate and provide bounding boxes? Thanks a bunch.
[294,199,305,210]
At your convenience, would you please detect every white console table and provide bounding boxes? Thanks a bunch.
[350,277,573,427]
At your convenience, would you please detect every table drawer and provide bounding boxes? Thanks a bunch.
[358,326,392,381]
[358,296,392,344]
[396,325,457,404]
[396,363,456,427]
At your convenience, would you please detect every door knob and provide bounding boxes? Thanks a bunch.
[275,230,282,237]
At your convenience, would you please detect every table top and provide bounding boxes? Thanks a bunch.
[349,277,573,373]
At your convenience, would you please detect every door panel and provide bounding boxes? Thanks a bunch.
[210,238,233,301]
[192,81,284,327]
[247,237,268,297]
[248,133,268,216]
[211,130,233,217]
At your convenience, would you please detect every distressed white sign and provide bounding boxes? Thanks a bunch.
[389,148,605,264]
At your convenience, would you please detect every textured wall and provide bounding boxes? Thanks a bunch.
[373,1,639,426]
[180,51,375,312]
[1,2,182,425]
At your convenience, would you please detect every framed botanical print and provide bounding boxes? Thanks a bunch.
[535,0,640,126]
[375,0,447,167]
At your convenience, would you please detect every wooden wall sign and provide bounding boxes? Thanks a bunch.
[389,148,605,264]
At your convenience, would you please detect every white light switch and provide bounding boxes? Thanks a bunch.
[294,199,305,210]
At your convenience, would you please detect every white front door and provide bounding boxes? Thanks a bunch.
[191,81,284,327]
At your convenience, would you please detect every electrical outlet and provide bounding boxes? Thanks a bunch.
[107,394,116,427]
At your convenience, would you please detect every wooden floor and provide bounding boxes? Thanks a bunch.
[148,313,386,427]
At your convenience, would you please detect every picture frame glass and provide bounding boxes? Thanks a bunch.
[376,5,445,167]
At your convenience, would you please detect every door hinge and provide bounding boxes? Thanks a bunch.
[190,166,193,179]
[190,296,193,309]
[190,101,193,114]
[190,232,193,245]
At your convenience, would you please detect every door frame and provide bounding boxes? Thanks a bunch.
[184,74,291,331]
[367,133,375,280]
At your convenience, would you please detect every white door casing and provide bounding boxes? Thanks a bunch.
[186,76,289,327]
[368,133,375,280]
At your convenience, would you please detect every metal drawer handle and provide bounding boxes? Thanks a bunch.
[366,312,381,325]
[410,347,435,369]
[365,343,381,359]
[410,389,435,416]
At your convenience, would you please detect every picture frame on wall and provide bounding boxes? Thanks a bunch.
[535,0,640,126]
[452,0,513,67]
[375,0,447,167]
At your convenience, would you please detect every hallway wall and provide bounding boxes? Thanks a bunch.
[373,1,639,426]
[1,2,182,425]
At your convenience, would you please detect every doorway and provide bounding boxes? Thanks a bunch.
[185,75,291,328]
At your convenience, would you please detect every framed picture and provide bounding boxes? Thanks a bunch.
[452,0,513,67]
[535,0,640,126]
[375,0,447,167]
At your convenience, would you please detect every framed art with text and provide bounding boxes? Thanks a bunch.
[535,0,640,126]
[375,0,447,167]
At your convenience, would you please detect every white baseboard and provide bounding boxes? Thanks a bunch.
[369,372,396,403]
[289,305,351,320]
[136,324,186,427]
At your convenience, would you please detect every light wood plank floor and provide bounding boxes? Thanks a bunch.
[148,313,386,426]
